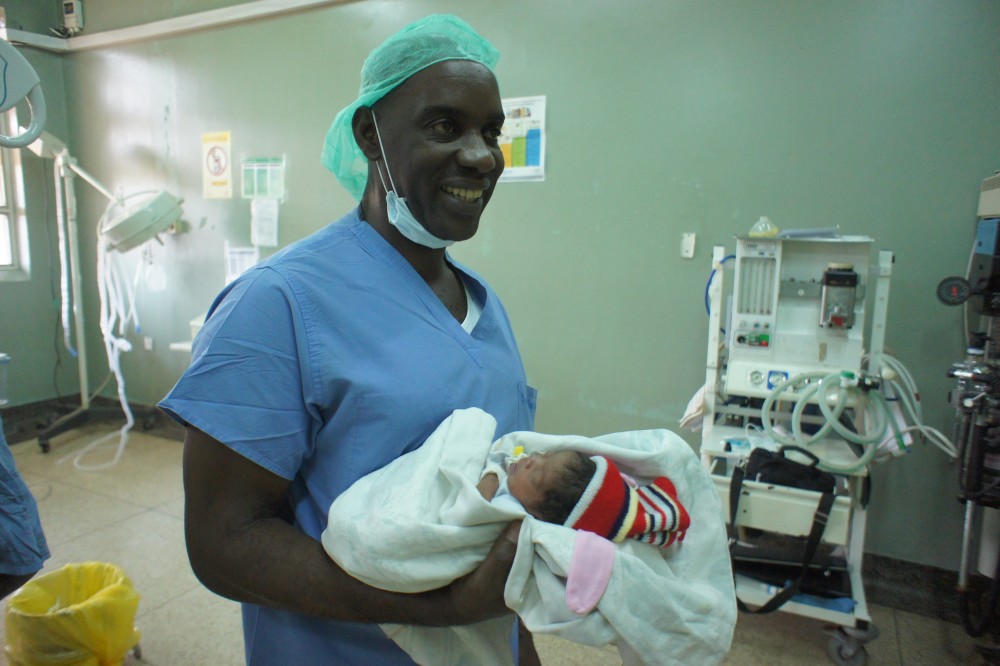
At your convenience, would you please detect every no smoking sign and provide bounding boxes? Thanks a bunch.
[202,131,232,199]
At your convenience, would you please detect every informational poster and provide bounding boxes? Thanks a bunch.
[224,242,259,284]
[202,131,232,199]
[251,199,280,247]
[241,156,286,201]
[499,96,546,182]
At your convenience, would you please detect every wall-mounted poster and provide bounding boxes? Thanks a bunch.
[499,96,545,183]
[202,131,232,198]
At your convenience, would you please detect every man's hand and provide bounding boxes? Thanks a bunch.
[448,520,521,621]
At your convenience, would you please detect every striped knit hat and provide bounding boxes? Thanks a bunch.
[563,456,690,548]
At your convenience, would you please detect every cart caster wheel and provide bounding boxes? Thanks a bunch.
[827,629,868,666]
[132,643,142,660]
[39,441,50,454]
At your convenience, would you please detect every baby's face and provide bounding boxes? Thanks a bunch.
[507,450,578,512]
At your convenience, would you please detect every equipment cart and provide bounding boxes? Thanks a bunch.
[699,240,894,665]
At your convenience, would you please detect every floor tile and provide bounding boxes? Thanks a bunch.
[534,633,623,665]
[153,495,184,519]
[125,585,244,666]
[12,430,184,509]
[895,607,983,665]
[860,603,901,665]
[27,477,147,548]
[724,608,832,665]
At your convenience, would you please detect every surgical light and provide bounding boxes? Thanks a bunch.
[100,191,183,253]
[0,37,46,148]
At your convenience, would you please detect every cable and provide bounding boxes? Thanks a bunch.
[964,241,976,349]
[704,254,736,315]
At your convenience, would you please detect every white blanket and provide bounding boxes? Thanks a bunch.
[322,408,736,665]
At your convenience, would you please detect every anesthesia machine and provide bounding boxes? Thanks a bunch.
[699,224,954,664]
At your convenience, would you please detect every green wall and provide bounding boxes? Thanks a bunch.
[3,0,999,570]
[0,2,76,405]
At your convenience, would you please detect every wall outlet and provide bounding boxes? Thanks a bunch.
[143,336,153,351]
[681,232,696,259]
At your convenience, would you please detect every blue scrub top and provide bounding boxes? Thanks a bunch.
[161,208,536,665]
[0,417,49,577]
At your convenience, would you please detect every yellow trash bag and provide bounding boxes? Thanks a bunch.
[4,562,141,666]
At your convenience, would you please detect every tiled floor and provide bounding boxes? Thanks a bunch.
[0,424,992,665]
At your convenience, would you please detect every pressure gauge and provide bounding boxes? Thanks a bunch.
[937,276,972,306]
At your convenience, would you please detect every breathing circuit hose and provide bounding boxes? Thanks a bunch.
[761,371,889,474]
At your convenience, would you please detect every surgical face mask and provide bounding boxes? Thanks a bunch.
[371,113,454,249]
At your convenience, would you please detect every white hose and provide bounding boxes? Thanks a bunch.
[761,371,887,474]
[758,354,959,472]
[59,203,138,471]
[866,353,958,459]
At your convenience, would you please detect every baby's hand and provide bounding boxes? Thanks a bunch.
[477,473,500,500]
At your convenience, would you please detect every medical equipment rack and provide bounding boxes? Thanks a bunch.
[699,243,892,665]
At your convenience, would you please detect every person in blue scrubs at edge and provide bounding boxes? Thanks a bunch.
[159,14,540,665]
[0,417,49,599]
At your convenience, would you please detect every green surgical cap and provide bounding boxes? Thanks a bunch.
[321,14,501,201]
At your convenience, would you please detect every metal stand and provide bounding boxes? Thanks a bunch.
[36,402,125,453]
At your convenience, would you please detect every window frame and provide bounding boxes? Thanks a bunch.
[0,108,30,282]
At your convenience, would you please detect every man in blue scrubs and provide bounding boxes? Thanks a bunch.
[160,15,539,665]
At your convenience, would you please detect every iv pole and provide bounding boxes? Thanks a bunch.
[31,134,120,452]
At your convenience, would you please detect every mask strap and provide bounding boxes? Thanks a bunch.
[370,111,398,196]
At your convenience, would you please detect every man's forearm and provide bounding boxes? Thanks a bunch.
[183,426,518,627]
[187,513,518,626]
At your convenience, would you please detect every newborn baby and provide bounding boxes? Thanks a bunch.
[478,446,691,548]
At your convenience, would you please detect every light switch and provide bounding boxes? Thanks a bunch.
[681,232,696,259]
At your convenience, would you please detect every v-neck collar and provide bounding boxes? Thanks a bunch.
[348,210,493,361]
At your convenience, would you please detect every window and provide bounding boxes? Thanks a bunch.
[0,109,29,281]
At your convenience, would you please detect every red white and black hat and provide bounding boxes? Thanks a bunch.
[563,456,690,548]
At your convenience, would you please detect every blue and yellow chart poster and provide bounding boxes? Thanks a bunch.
[499,96,545,182]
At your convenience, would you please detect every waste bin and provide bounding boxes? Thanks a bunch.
[4,561,141,666]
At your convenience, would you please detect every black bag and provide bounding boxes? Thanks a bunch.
[744,446,836,494]
[729,445,838,614]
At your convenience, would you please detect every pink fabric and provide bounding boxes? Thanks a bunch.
[565,530,616,615]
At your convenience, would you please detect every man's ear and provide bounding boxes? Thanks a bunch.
[352,107,381,160]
